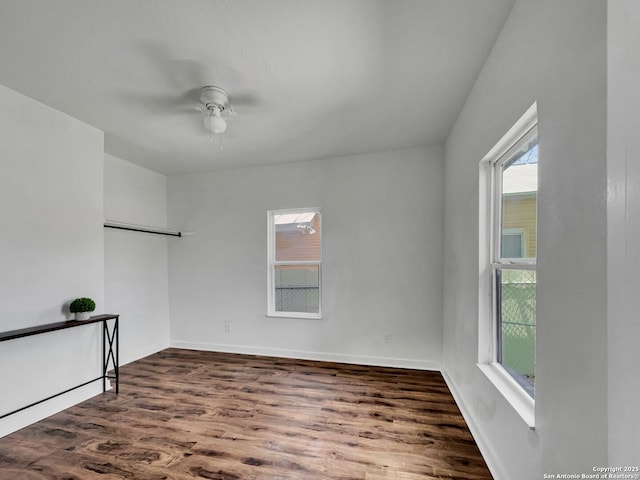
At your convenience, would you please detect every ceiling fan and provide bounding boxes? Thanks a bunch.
[129,42,262,148]
[200,86,234,133]
[198,86,237,148]
[195,84,262,149]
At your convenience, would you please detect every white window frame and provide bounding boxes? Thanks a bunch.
[478,103,537,428]
[267,207,322,319]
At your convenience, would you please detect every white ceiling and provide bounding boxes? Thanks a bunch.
[0,0,514,175]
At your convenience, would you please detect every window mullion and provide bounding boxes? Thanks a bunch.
[492,262,536,271]
[273,260,321,266]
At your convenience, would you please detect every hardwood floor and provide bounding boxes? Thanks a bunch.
[0,349,492,479]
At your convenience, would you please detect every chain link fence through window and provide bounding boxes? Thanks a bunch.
[275,286,319,313]
[500,269,536,392]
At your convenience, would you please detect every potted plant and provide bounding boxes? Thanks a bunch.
[69,297,96,321]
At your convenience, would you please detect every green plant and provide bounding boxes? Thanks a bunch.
[70,297,96,313]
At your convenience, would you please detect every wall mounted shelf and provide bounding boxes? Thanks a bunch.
[104,220,183,237]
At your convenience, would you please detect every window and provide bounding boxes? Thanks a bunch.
[267,208,321,319]
[479,104,537,425]
[501,229,525,259]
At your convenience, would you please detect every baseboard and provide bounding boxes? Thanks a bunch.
[0,340,168,439]
[120,339,170,366]
[441,367,507,480]
[0,381,105,439]
[170,340,442,371]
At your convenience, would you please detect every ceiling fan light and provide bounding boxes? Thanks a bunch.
[204,113,227,135]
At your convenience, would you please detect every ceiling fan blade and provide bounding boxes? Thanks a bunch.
[230,92,260,106]
[223,105,237,118]
[117,91,196,114]
[178,87,204,109]
[169,59,216,88]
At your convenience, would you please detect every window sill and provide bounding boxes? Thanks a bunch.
[266,313,322,320]
[477,362,535,429]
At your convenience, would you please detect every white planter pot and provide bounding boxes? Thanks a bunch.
[74,311,92,321]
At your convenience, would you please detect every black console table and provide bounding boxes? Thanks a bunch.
[0,314,119,420]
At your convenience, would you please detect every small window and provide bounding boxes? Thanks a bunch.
[502,229,525,259]
[267,208,321,318]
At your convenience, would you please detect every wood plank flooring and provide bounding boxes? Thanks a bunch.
[0,349,492,479]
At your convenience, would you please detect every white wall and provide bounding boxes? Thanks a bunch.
[443,1,607,479]
[0,84,104,437]
[607,0,640,465]
[168,146,444,369]
[104,153,170,365]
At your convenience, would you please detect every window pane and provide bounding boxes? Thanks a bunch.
[274,265,319,314]
[497,269,536,397]
[275,212,321,262]
[502,232,524,258]
[501,132,537,259]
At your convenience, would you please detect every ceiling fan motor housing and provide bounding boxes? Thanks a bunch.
[200,86,229,112]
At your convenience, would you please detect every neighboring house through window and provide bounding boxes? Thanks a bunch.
[267,208,321,319]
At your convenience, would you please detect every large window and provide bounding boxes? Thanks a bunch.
[479,104,537,424]
[267,208,321,319]
[494,128,537,397]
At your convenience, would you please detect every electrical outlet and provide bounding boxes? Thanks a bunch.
[383,332,392,344]
[224,321,231,334]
